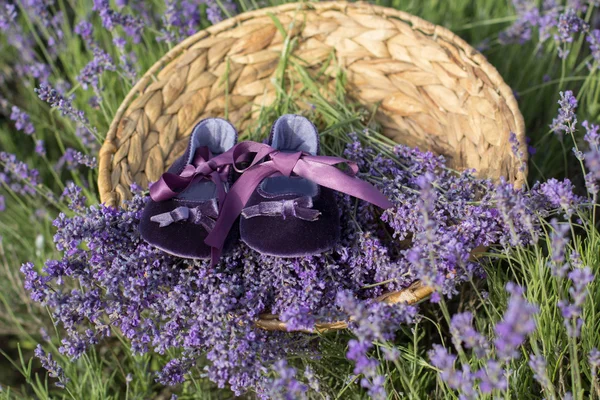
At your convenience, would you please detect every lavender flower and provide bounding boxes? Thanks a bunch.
[555,9,587,47]
[585,151,600,182]
[499,0,540,44]
[548,219,570,278]
[558,266,594,337]
[35,84,90,127]
[93,0,144,42]
[56,148,97,170]
[60,182,87,212]
[538,178,581,216]
[476,360,507,393]
[22,0,64,48]
[10,106,35,135]
[529,354,552,390]
[77,47,116,93]
[589,348,600,371]
[550,90,578,135]
[494,283,538,361]
[588,29,600,67]
[34,345,70,388]
[509,131,526,172]
[0,4,17,32]
[74,21,94,43]
[450,312,489,358]
[35,140,46,156]
[0,152,40,196]
[429,345,477,399]
[0,195,5,212]
[336,290,416,400]
[269,360,308,400]
[112,36,137,82]
[583,120,600,148]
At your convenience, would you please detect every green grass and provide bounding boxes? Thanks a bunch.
[0,0,599,399]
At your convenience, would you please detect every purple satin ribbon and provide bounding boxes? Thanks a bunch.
[202,141,393,265]
[241,196,321,221]
[150,198,219,232]
[149,147,230,205]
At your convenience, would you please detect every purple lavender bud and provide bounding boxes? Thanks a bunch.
[0,3,17,32]
[589,348,600,370]
[74,21,94,43]
[269,360,308,400]
[548,219,570,278]
[499,0,540,45]
[34,345,70,388]
[539,178,581,216]
[450,312,489,358]
[40,327,51,342]
[476,360,507,393]
[528,354,551,390]
[559,266,594,337]
[35,140,46,156]
[60,182,87,212]
[35,84,90,127]
[77,47,116,92]
[583,120,600,148]
[585,149,600,181]
[429,344,477,398]
[550,91,578,135]
[10,106,35,135]
[509,131,526,172]
[0,195,5,212]
[93,0,143,42]
[493,283,538,361]
[0,152,40,196]
[555,9,587,46]
[588,29,600,67]
[56,148,97,171]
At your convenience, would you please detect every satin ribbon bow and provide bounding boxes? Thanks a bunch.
[150,198,219,232]
[149,146,230,204]
[241,196,321,221]
[204,141,393,265]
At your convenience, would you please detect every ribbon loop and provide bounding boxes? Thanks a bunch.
[150,146,234,202]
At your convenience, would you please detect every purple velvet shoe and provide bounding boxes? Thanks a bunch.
[139,118,237,259]
[239,115,340,257]
[204,115,392,264]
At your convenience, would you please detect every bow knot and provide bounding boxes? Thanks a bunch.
[150,199,219,232]
[241,196,321,221]
[149,147,230,202]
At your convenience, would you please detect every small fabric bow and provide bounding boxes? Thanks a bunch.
[150,198,219,232]
[241,196,321,221]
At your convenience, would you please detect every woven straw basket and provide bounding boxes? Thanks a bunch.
[98,1,527,332]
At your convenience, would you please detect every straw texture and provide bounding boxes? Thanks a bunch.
[98,1,526,332]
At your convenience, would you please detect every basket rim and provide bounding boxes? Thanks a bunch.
[98,1,527,333]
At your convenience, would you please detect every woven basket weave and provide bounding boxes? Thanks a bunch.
[98,1,527,332]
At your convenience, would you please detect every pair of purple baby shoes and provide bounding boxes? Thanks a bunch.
[140,114,392,264]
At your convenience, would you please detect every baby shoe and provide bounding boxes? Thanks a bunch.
[139,118,237,259]
[204,114,392,261]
